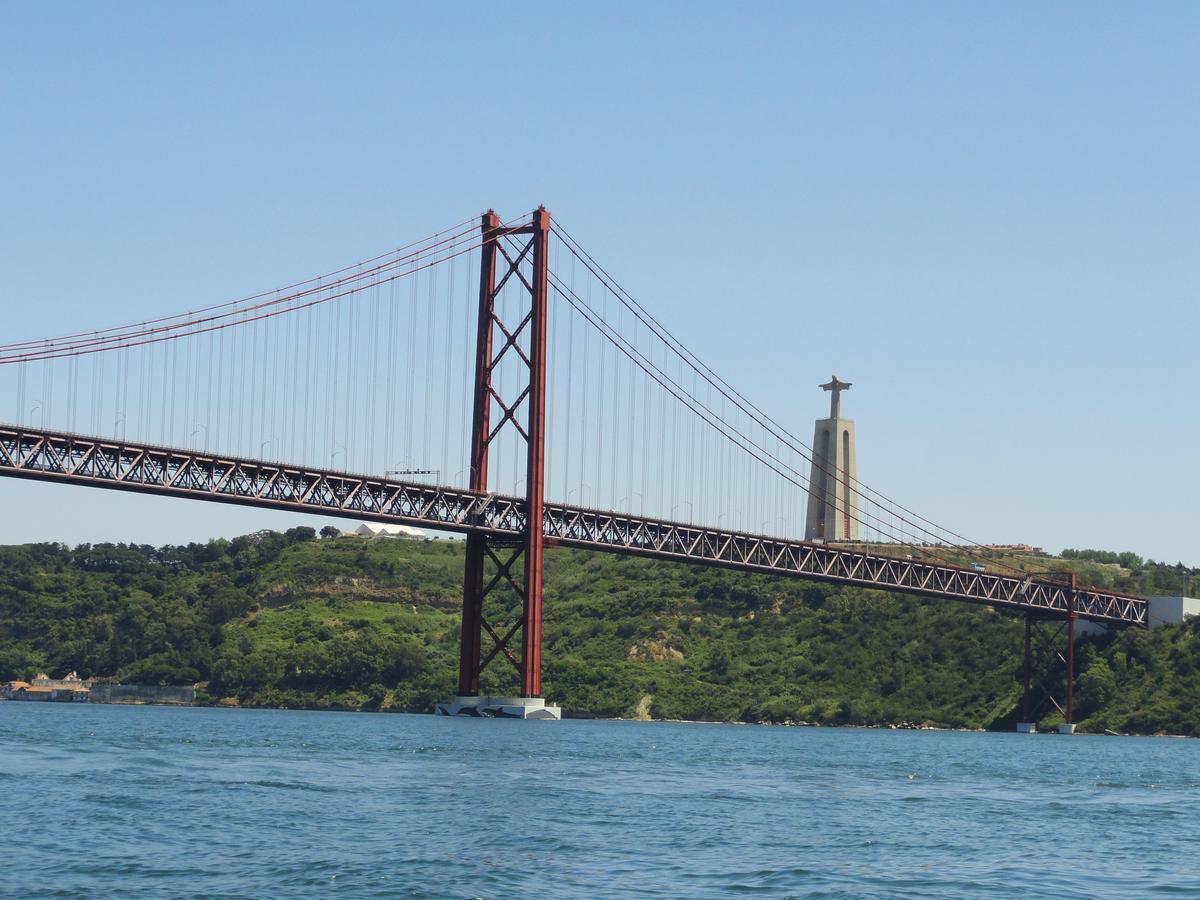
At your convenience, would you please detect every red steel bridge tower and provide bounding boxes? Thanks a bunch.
[436,208,559,719]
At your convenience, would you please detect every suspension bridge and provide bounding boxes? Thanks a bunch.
[0,207,1146,725]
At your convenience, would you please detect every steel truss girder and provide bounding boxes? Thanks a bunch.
[0,422,1147,628]
[539,504,1145,627]
[0,423,523,536]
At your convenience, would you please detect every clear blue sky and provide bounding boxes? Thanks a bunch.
[1,3,1196,564]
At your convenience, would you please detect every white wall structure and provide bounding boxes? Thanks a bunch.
[1147,595,1200,629]
[804,376,859,542]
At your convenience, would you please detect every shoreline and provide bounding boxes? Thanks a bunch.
[5,697,1192,738]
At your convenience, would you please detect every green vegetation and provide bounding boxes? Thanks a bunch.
[1062,548,1146,568]
[1,530,1197,735]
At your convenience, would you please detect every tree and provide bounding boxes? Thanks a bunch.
[1117,551,1144,570]
[1077,659,1118,720]
[365,683,387,708]
[319,526,341,540]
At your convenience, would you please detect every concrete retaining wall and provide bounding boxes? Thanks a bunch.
[89,684,196,704]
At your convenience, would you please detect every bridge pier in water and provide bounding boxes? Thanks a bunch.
[1017,574,1077,734]
[436,207,561,720]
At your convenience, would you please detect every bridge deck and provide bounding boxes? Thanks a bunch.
[0,424,1146,627]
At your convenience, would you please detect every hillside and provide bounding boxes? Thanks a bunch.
[1,529,1197,735]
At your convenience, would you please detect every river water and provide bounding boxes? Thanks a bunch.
[1,703,1196,898]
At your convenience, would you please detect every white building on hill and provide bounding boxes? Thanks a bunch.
[1147,595,1200,629]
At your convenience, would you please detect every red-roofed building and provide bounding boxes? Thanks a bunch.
[0,681,31,699]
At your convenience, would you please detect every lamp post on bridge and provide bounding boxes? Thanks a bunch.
[671,501,694,523]
[617,492,643,512]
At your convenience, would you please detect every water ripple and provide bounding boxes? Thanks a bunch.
[2,703,1197,898]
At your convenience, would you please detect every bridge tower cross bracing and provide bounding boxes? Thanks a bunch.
[441,207,559,719]
[1017,572,1079,735]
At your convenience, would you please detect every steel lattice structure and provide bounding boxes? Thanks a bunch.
[0,422,1147,627]
[458,208,551,698]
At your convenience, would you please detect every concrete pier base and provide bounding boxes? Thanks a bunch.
[1057,723,1077,735]
[435,695,561,720]
[1016,722,1037,734]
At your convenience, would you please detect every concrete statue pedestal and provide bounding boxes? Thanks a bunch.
[435,696,561,720]
[804,376,859,542]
